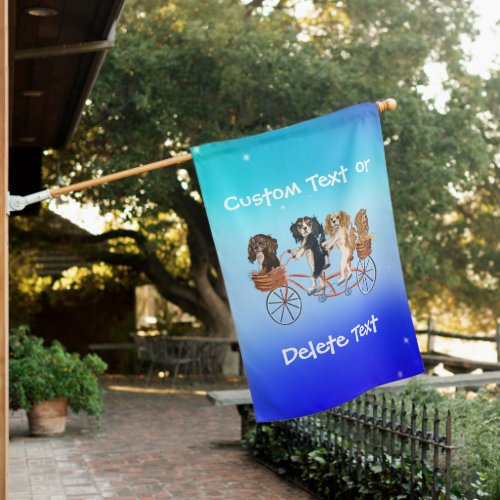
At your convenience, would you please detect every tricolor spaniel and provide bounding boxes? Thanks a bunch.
[323,210,356,285]
[290,216,327,294]
[248,234,280,274]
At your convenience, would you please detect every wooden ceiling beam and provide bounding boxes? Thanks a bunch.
[14,39,114,60]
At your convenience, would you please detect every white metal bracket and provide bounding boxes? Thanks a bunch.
[7,189,52,215]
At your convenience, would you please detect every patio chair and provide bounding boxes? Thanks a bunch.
[199,342,227,381]
[159,337,193,386]
[130,333,192,386]
[130,332,153,374]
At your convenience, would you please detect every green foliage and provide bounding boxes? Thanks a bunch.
[444,391,500,499]
[8,248,52,326]
[245,384,499,498]
[400,377,446,406]
[9,326,108,417]
[247,422,447,498]
[44,0,499,328]
[401,381,500,497]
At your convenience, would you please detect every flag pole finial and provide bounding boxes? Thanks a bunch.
[376,99,397,113]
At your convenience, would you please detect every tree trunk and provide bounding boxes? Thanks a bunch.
[143,259,235,337]
[192,271,235,337]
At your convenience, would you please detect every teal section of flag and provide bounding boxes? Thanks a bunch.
[191,103,424,422]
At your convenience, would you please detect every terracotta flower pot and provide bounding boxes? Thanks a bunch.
[27,397,68,436]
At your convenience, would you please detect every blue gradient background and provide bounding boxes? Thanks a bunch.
[192,103,424,422]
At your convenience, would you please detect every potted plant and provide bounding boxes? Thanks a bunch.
[9,326,107,436]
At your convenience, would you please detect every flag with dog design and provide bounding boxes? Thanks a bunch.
[191,103,424,422]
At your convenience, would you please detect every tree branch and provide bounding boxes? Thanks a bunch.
[89,251,147,269]
[91,229,147,245]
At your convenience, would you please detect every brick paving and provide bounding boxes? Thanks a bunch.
[9,378,311,499]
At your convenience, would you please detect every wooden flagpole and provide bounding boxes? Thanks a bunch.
[49,99,397,199]
[1,0,9,496]
[50,154,192,197]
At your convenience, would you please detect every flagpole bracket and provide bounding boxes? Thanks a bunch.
[7,189,52,215]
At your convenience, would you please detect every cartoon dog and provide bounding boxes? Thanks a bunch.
[248,234,280,274]
[323,211,356,285]
[354,208,370,241]
[290,216,327,294]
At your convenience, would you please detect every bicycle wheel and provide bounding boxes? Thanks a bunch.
[356,256,376,295]
[266,286,302,325]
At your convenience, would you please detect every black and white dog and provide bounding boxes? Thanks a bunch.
[290,216,328,294]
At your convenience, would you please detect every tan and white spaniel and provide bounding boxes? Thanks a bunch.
[323,211,356,285]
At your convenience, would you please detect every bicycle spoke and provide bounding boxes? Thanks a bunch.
[362,276,368,291]
[270,303,285,315]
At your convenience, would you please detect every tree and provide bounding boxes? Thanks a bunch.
[40,0,498,334]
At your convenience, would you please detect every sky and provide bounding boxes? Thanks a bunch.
[422,0,500,108]
[463,0,500,77]
[50,0,499,233]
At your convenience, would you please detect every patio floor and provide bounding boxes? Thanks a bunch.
[8,376,311,499]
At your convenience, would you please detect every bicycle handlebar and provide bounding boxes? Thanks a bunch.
[280,250,294,267]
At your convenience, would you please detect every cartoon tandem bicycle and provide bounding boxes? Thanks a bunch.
[251,241,376,325]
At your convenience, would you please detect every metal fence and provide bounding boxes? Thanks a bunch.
[250,394,453,499]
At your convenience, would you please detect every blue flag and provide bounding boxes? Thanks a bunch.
[191,103,424,422]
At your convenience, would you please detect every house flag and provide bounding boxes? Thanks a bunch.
[191,103,424,422]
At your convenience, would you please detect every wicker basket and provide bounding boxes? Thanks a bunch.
[356,238,372,260]
[251,267,286,292]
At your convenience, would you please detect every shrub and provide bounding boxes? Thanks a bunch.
[9,326,108,418]
[245,382,499,498]
[401,380,499,498]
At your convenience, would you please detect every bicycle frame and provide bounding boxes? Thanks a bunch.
[279,250,365,298]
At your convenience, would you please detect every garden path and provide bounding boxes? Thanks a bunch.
[9,377,311,499]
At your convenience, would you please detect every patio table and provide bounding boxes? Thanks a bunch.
[165,336,240,378]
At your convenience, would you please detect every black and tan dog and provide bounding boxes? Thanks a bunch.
[290,216,328,294]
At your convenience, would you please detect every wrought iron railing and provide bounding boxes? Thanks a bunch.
[247,394,453,499]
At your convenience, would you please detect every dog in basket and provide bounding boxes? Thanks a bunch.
[248,234,280,274]
[290,216,328,295]
[323,210,357,285]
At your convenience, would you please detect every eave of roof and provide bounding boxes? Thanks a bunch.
[10,0,125,150]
